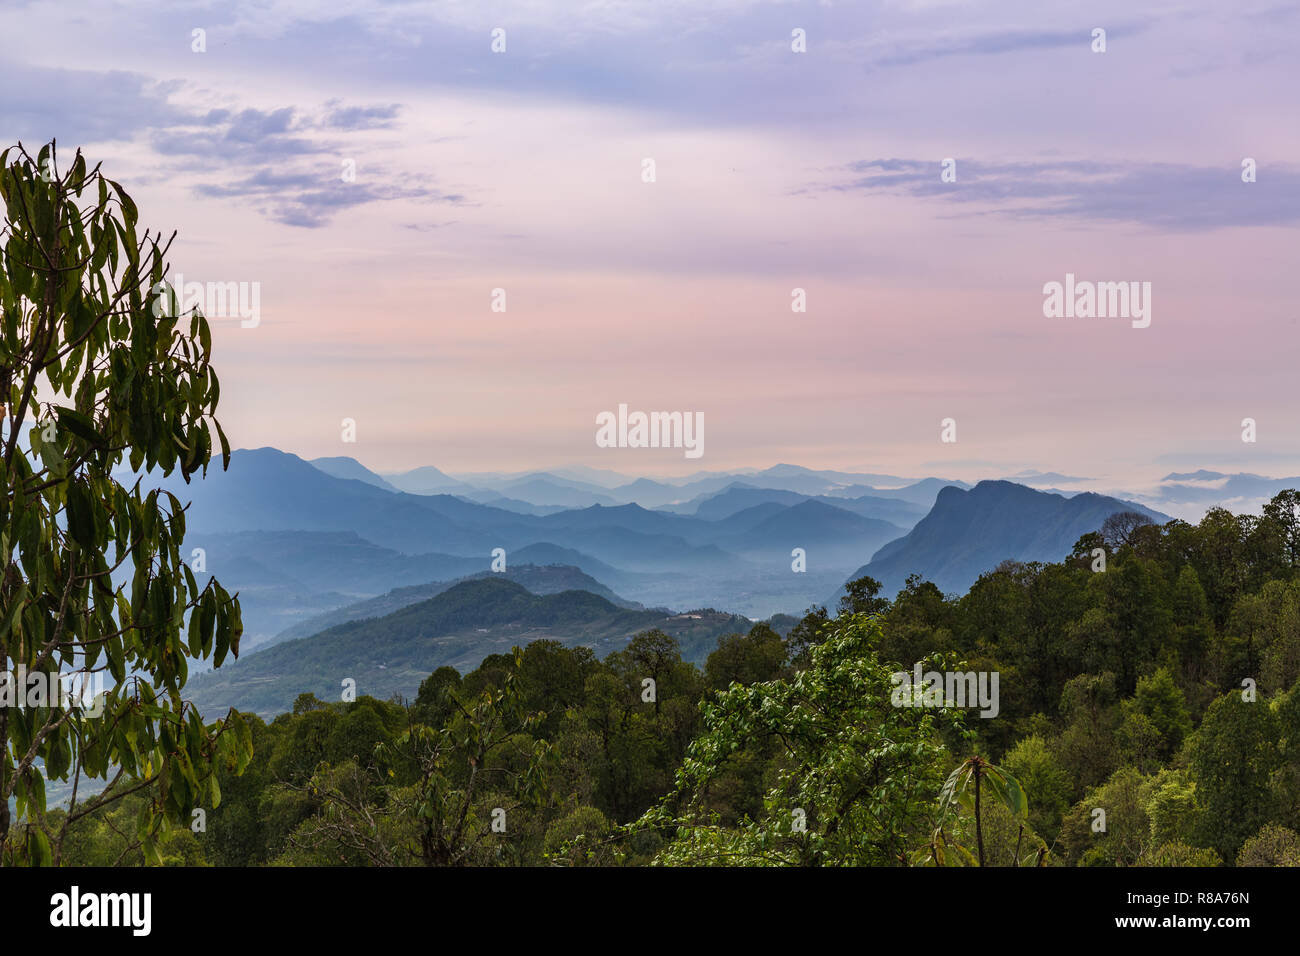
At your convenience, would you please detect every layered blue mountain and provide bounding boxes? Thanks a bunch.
[381,464,473,494]
[144,449,1184,646]
[136,448,911,628]
[827,477,972,508]
[186,530,490,650]
[309,456,400,492]
[675,481,929,527]
[1151,471,1300,507]
[485,476,621,508]
[714,500,903,566]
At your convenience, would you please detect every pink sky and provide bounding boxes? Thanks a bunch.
[3,0,1298,483]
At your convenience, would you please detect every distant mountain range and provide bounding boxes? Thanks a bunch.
[379,460,965,510]
[135,448,930,625]
[309,456,402,492]
[312,454,1297,520]
[128,446,1297,676]
[1143,471,1300,510]
[665,482,929,526]
[841,481,1170,600]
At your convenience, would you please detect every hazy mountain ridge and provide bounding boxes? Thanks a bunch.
[842,480,1171,600]
[179,530,490,649]
[309,456,401,492]
[378,458,962,510]
[664,481,930,527]
[139,448,921,619]
[135,449,1264,638]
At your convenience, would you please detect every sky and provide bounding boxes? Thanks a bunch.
[2,0,1298,484]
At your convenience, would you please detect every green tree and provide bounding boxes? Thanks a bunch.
[1187,690,1281,861]
[1191,507,1252,626]
[1137,842,1220,866]
[1059,766,1152,866]
[1055,672,1123,797]
[1229,578,1300,695]
[1101,557,1173,693]
[1262,490,1300,570]
[636,614,958,866]
[543,805,615,866]
[1002,734,1071,841]
[878,574,955,671]
[412,666,462,729]
[839,574,891,617]
[783,604,830,669]
[705,622,786,691]
[384,649,553,866]
[1122,667,1192,764]
[1237,823,1300,866]
[0,141,249,866]
[1144,768,1202,849]
[932,755,1028,866]
[1170,564,1212,699]
[1268,676,1300,831]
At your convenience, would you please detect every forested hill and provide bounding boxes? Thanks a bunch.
[274,563,642,641]
[185,577,752,718]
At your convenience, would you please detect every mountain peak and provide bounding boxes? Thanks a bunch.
[840,480,1167,602]
[310,455,400,492]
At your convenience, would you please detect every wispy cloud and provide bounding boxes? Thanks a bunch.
[195,167,459,229]
[867,21,1152,69]
[323,103,402,131]
[0,62,191,145]
[819,157,1300,231]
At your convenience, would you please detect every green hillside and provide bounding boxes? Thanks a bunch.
[186,577,750,717]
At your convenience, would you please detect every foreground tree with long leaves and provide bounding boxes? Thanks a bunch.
[926,754,1031,866]
[0,140,250,865]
